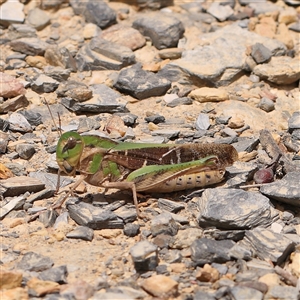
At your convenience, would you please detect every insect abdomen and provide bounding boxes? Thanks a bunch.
[137,169,225,193]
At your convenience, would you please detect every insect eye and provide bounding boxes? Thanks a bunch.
[62,137,78,153]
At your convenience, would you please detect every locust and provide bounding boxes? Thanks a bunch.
[54,131,238,216]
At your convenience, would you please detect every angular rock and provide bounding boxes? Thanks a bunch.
[43,66,71,82]
[141,275,178,298]
[133,13,184,49]
[207,2,234,22]
[1,176,44,197]
[165,96,192,107]
[288,111,300,131]
[39,265,68,284]
[27,277,60,297]
[0,0,25,26]
[150,213,178,237]
[66,226,94,241]
[82,0,116,29]
[244,228,295,265]
[260,172,300,207]
[7,23,37,39]
[197,188,279,229]
[123,223,140,237]
[66,199,124,229]
[31,74,59,93]
[130,240,158,272]
[19,110,42,127]
[17,252,54,272]
[191,238,235,266]
[114,64,171,100]
[8,112,32,133]
[61,84,126,114]
[15,144,35,160]
[253,56,300,85]
[258,97,275,112]
[251,43,272,64]
[157,198,185,213]
[0,95,29,113]
[44,46,77,71]
[101,24,146,50]
[10,37,48,56]
[195,113,210,130]
[0,73,26,98]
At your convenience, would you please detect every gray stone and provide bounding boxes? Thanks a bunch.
[82,0,116,29]
[0,131,9,153]
[198,188,278,229]
[66,199,124,229]
[17,252,54,272]
[253,56,300,85]
[7,24,37,39]
[251,43,272,64]
[207,2,234,22]
[114,64,171,100]
[130,240,158,272]
[15,144,35,160]
[195,113,210,131]
[36,209,58,228]
[123,223,140,237]
[249,2,283,16]
[8,112,32,133]
[191,238,235,266]
[265,285,299,300]
[258,97,275,112]
[39,265,68,284]
[0,195,26,220]
[244,228,295,265]
[19,110,42,127]
[144,114,165,124]
[1,176,44,197]
[10,37,48,56]
[204,228,245,242]
[158,24,286,87]
[27,8,50,31]
[232,136,259,152]
[31,74,59,93]
[0,0,25,26]
[44,66,71,82]
[66,226,94,241]
[151,129,179,139]
[288,112,300,130]
[61,84,126,114]
[229,286,263,300]
[260,172,300,206]
[157,198,185,213]
[0,95,29,114]
[289,21,300,33]
[165,96,192,108]
[194,290,215,300]
[133,13,184,49]
[150,213,179,237]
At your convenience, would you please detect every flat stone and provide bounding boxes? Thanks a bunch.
[265,285,299,300]
[229,286,263,300]
[191,238,235,266]
[61,84,126,114]
[17,252,54,272]
[1,176,44,197]
[101,24,146,51]
[8,112,32,133]
[197,188,279,229]
[31,74,59,93]
[244,228,295,265]
[207,2,234,22]
[0,95,29,113]
[7,23,37,39]
[66,199,124,229]
[251,43,272,64]
[27,277,60,297]
[157,198,185,213]
[253,56,300,85]
[195,113,210,130]
[288,112,300,130]
[39,265,68,284]
[114,64,171,100]
[133,13,184,49]
[158,48,183,60]
[15,144,36,160]
[0,73,26,98]
[66,226,94,241]
[260,172,300,206]
[141,275,178,298]
[249,2,282,16]
[0,0,24,25]
[10,37,48,56]
[189,87,229,103]
[44,46,77,71]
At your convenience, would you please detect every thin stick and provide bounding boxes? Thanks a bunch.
[274,266,298,287]
[239,183,266,189]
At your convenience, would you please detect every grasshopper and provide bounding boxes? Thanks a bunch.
[54,131,238,216]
